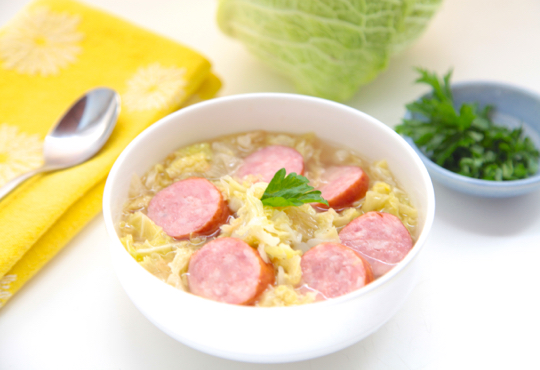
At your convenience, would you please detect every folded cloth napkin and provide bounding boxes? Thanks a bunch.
[0,0,221,307]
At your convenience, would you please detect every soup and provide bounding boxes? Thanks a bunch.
[117,131,418,307]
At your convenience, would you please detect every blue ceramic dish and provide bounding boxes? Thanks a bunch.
[403,81,540,198]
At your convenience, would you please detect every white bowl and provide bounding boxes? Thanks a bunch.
[103,93,435,363]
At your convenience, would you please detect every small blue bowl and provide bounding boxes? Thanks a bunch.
[403,81,540,198]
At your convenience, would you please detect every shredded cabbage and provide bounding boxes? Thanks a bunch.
[361,181,418,233]
[139,143,214,192]
[204,142,243,179]
[143,163,171,192]
[266,134,296,148]
[119,212,182,261]
[119,211,200,290]
[123,174,153,212]
[124,211,163,241]
[360,161,418,234]
[120,232,176,261]
[257,285,316,307]
[166,142,212,178]
[139,252,175,282]
[167,247,197,291]
[264,244,302,285]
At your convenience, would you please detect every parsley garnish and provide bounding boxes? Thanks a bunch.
[395,68,539,181]
[260,168,329,207]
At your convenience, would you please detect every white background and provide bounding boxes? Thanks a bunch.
[1,0,540,369]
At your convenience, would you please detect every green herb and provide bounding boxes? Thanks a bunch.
[395,68,540,181]
[260,168,329,207]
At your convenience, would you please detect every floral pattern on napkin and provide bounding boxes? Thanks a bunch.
[0,6,84,76]
[0,275,17,305]
[0,124,43,186]
[123,63,188,112]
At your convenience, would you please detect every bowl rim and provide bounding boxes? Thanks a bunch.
[103,92,436,310]
[451,79,540,100]
[403,80,540,188]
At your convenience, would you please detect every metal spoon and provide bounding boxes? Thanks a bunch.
[0,87,120,200]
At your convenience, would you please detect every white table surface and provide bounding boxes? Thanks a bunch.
[1,1,540,369]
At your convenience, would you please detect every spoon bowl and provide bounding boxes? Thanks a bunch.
[0,87,120,199]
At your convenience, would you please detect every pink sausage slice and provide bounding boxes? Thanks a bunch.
[188,237,275,305]
[147,177,229,239]
[301,242,373,299]
[316,166,369,210]
[236,145,304,183]
[339,212,413,278]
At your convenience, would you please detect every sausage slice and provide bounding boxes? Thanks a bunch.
[188,238,275,305]
[147,177,229,239]
[301,242,373,299]
[339,212,413,278]
[316,166,369,210]
[236,145,304,183]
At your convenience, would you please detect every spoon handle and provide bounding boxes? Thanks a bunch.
[0,167,46,201]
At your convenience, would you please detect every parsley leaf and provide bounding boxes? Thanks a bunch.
[395,68,540,181]
[260,168,329,207]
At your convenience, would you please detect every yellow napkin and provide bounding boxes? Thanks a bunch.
[0,0,221,307]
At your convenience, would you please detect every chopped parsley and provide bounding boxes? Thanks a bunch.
[395,68,539,181]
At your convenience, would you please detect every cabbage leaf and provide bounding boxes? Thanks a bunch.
[217,0,442,101]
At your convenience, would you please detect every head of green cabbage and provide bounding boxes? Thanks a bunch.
[217,0,442,102]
